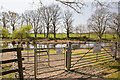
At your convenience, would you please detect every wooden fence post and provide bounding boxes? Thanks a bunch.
[118,43,120,59]
[0,48,1,79]
[114,42,117,60]
[65,42,71,71]
[47,49,50,66]
[17,47,24,79]
[34,44,37,79]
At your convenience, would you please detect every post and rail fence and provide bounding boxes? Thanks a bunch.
[0,47,24,79]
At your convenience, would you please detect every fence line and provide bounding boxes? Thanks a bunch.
[16,42,118,78]
[1,47,24,79]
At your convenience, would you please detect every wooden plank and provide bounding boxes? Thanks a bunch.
[1,48,23,53]
[17,48,24,79]
[2,67,25,75]
[1,58,24,64]
[35,50,48,53]
[1,48,17,53]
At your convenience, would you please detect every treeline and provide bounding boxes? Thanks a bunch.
[0,2,120,40]
[0,4,75,39]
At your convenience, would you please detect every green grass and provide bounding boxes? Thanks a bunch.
[92,60,120,79]
[2,33,118,40]
[104,71,120,79]
[103,61,120,79]
[36,33,116,40]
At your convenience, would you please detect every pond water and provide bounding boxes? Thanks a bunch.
[0,42,110,49]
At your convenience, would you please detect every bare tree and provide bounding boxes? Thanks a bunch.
[0,12,9,29]
[87,8,110,40]
[30,10,40,38]
[38,24,43,34]
[109,12,120,39]
[7,11,20,32]
[50,4,61,39]
[63,10,73,38]
[21,10,32,25]
[56,0,85,13]
[22,10,41,39]
[40,6,53,38]
[75,24,83,37]
[40,20,46,38]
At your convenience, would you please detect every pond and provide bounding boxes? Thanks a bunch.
[0,42,110,49]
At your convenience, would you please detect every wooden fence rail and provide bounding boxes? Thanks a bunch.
[0,47,24,79]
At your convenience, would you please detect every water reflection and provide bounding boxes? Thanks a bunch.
[0,42,109,49]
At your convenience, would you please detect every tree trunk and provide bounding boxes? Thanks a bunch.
[3,23,6,29]
[67,29,69,39]
[54,32,56,39]
[44,26,45,38]
[99,35,102,40]
[53,24,56,39]
[47,25,49,38]
[3,21,6,29]
[12,24,15,31]
[89,32,90,38]
[35,32,37,39]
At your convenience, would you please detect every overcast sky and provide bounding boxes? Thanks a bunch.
[0,0,119,30]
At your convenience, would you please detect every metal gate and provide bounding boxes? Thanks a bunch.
[34,47,66,79]
[70,42,117,70]
[22,42,117,79]
[23,43,66,78]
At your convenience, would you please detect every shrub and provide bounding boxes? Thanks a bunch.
[0,27,9,38]
[12,25,32,40]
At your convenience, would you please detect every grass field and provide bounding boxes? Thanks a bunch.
[30,33,118,39]
[2,33,118,40]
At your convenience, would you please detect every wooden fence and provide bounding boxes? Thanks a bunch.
[0,47,24,79]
